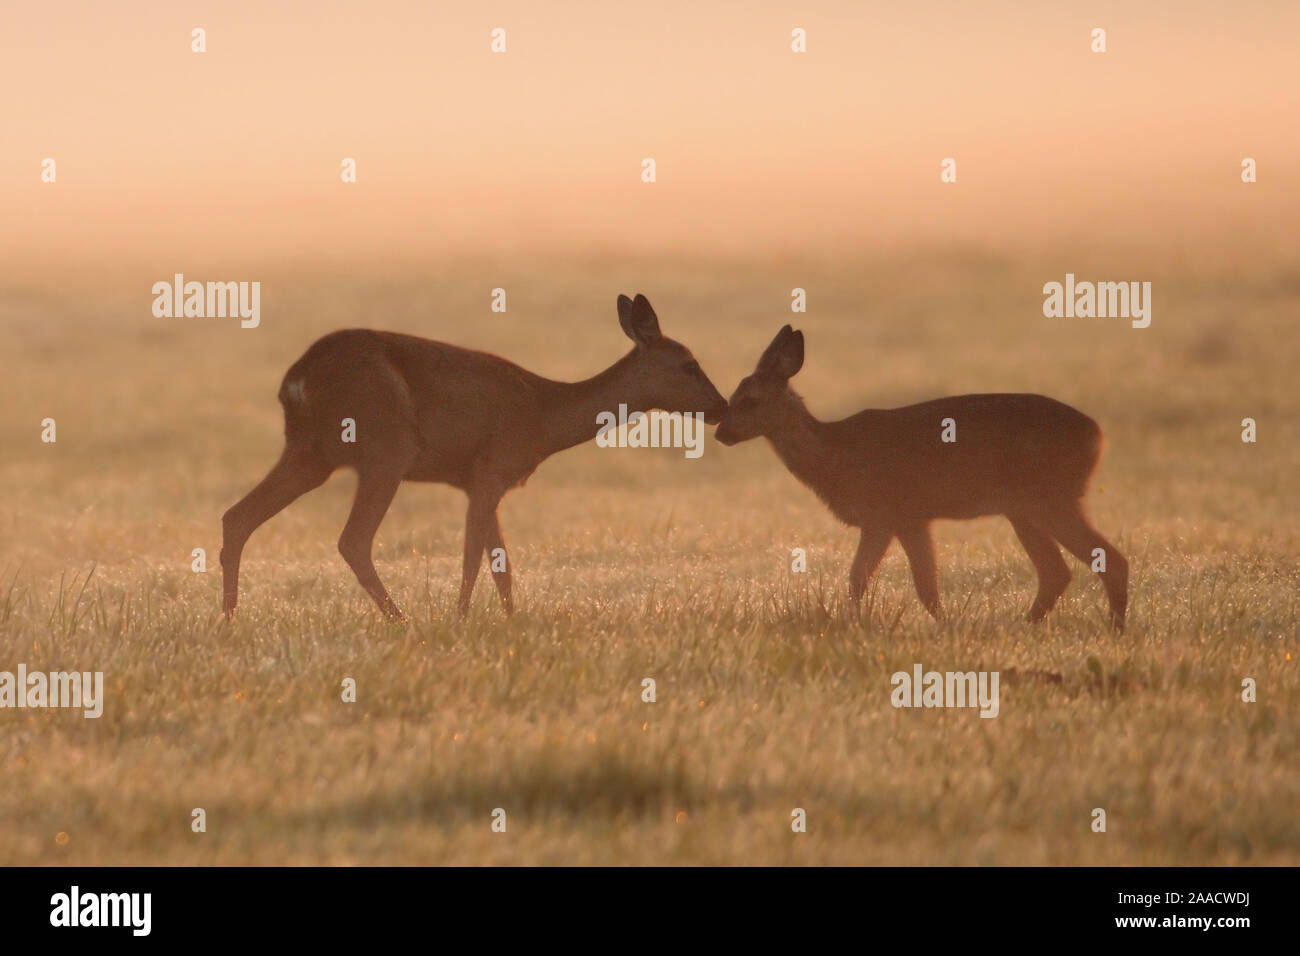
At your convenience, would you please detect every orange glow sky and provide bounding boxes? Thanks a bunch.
[3,0,1297,274]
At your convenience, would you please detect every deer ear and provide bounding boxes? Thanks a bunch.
[757,325,804,380]
[618,293,662,345]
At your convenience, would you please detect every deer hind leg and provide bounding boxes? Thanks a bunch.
[221,444,332,617]
[1035,502,1128,630]
[897,522,941,619]
[338,447,417,621]
[849,527,893,605]
[1008,515,1072,622]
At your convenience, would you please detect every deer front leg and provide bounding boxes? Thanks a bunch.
[849,527,893,605]
[484,510,513,614]
[457,494,496,621]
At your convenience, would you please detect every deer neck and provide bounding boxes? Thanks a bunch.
[538,350,652,455]
[763,393,841,497]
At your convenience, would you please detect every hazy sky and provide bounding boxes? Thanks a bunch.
[3,0,1296,272]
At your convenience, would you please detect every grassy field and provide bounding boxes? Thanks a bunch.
[0,247,1296,864]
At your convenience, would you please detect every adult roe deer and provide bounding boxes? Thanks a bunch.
[220,294,727,621]
[713,326,1128,628]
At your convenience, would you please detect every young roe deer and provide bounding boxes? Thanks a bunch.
[220,294,727,621]
[714,325,1128,628]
